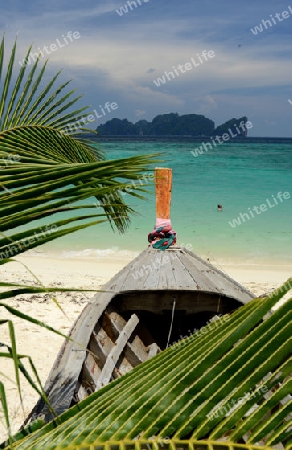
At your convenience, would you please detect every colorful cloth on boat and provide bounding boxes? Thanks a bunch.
[148,225,177,250]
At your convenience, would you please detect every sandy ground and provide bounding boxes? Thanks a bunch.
[0,254,291,441]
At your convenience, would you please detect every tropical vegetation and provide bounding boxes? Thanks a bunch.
[0,35,291,450]
[2,278,291,449]
[0,34,156,443]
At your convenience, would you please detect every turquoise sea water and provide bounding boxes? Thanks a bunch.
[43,141,292,265]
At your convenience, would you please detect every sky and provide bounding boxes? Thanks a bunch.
[2,0,292,137]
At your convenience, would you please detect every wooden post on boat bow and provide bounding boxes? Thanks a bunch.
[155,167,172,227]
[148,168,176,248]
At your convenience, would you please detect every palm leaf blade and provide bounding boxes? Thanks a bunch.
[19,70,62,124]
[6,282,290,449]
[0,36,159,447]
[11,59,46,126]
[0,38,16,121]
[1,45,32,129]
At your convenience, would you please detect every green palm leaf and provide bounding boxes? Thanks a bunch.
[0,382,13,448]
[0,36,158,255]
[0,35,87,131]
[32,439,280,450]
[0,34,157,446]
[5,280,291,449]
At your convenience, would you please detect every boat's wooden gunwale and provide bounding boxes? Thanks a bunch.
[25,245,254,423]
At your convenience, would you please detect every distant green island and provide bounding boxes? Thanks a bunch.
[96,113,251,137]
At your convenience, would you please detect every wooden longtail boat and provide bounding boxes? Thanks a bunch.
[26,168,254,423]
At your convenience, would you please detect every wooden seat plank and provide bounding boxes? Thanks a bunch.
[96,314,139,390]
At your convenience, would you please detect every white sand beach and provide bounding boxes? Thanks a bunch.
[0,253,291,441]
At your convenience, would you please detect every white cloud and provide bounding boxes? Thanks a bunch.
[195,95,218,115]
[135,110,146,117]
[3,0,292,135]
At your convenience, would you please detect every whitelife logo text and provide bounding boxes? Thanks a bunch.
[153,50,215,87]
[229,191,290,228]
[19,31,81,66]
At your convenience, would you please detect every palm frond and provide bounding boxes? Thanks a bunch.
[5,280,291,449]
[0,36,158,246]
[0,35,86,133]
[0,35,158,446]
[0,143,155,256]
[0,382,13,448]
[37,439,280,450]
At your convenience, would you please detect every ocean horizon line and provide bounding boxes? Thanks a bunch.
[80,134,292,143]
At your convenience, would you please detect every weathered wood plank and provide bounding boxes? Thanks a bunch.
[168,249,201,290]
[183,247,254,301]
[114,353,135,377]
[125,246,252,302]
[142,251,164,290]
[89,325,115,365]
[117,291,225,314]
[147,343,160,359]
[80,352,102,391]
[176,249,219,292]
[101,249,151,292]
[27,291,115,421]
[101,246,252,302]
[97,314,139,389]
[126,335,148,365]
[107,309,149,363]
[106,309,126,336]
[76,384,90,402]
[101,310,118,342]
[122,256,151,290]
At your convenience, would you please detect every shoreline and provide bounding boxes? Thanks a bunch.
[0,253,291,440]
[18,245,292,267]
[2,253,292,296]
